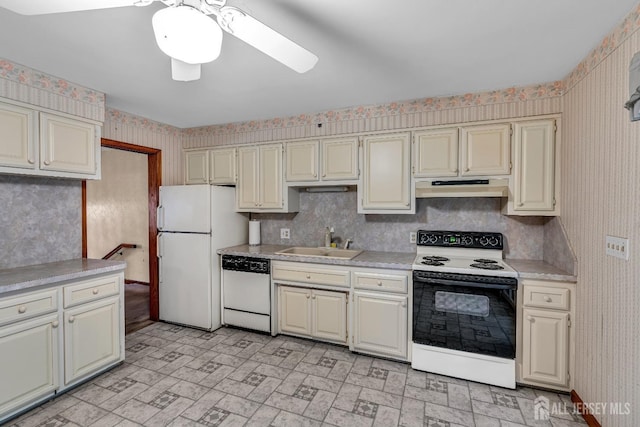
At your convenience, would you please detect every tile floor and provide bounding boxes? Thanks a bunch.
[8,323,587,427]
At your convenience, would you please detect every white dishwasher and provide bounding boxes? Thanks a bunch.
[221,255,271,333]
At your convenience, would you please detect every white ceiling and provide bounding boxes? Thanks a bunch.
[0,0,637,128]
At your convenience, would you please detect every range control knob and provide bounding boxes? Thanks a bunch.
[479,236,489,246]
[489,236,499,247]
[461,236,473,246]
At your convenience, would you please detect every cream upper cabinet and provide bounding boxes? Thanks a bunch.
[210,147,236,184]
[460,123,511,176]
[359,132,414,213]
[0,102,36,170]
[311,289,347,343]
[518,279,574,391]
[285,137,358,184]
[353,291,408,360]
[185,148,236,185]
[184,150,209,184]
[40,113,97,175]
[237,143,297,212]
[413,128,459,178]
[0,98,101,180]
[286,140,319,182]
[510,120,557,214]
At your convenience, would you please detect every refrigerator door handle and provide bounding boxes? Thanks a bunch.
[157,233,163,258]
[157,205,164,231]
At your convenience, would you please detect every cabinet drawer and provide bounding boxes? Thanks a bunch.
[523,285,570,310]
[63,275,120,308]
[272,264,349,288]
[0,289,58,327]
[353,272,408,293]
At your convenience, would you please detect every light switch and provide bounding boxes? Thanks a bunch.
[606,235,629,260]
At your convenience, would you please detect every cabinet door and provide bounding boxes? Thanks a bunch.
[460,123,510,176]
[353,291,407,359]
[311,290,347,343]
[185,150,209,184]
[259,144,283,209]
[322,137,358,181]
[210,148,236,184]
[286,140,319,182]
[0,102,36,169]
[361,133,412,211]
[40,113,96,174]
[279,286,311,336]
[513,120,555,211]
[0,314,59,415]
[64,297,120,385]
[237,146,260,209]
[413,128,458,177]
[522,308,569,387]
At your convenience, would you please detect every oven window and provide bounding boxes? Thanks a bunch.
[413,283,516,359]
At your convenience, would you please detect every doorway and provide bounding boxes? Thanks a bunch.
[82,138,162,331]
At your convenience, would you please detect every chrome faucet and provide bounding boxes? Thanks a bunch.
[343,238,353,250]
[324,227,334,247]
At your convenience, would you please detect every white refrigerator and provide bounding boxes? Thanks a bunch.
[157,185,248,330]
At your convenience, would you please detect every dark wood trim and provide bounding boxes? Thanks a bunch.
[571,390,602,427]
[81,181,87,258]
[82,138,162,322]
[125,279,150,286]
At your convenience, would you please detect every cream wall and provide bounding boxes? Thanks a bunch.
[86,148,149,282]
[561,7,640,426]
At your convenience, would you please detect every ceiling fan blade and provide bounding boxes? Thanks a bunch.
[217,6,318,73]
[0,0,146,15]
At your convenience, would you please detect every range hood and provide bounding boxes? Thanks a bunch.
[415,178,509,198]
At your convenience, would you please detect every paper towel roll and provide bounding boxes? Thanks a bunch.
[249,220,261,246]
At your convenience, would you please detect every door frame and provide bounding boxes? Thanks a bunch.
[82,138,162,321]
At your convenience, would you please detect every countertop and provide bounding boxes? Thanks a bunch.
[0,258,127,295]
[218,244,577,282]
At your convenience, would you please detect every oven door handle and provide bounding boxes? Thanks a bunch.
[415,277,516,291]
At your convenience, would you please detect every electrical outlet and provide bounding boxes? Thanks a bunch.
[280,228,290,239]
[606,235,629,260]
[410,232,417,244]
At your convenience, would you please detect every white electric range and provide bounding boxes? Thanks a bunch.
[411,230,518,389]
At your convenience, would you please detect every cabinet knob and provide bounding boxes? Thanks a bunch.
[17,305,27,314]
[518,202,524,207]
[52,320,59,328]
[254,203,259,207]
[27,158,35,164]
[306,294,310,299]
[313,173,317,177]
[44,160,51,166]
[306,274,311,279]
[401,302,407,307]
[377,281,383,286]
[526,315,534,322]
[69,315,75,323]
[544,295,552,302]
[465,167,470,172]
[311,295,316,300]
[322,174,326,178]
[92,288,99,295]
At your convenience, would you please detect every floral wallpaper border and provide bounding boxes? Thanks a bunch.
[0,58,105,105]
[563,3,640,91]
[106,108,182,137]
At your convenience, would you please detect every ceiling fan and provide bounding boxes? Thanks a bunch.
[0,0,319,81]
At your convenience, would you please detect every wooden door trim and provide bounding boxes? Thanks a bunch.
[82,138,162,321]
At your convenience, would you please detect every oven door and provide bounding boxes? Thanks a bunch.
[412,272,517,359]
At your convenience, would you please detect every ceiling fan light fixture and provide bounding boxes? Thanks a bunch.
[152,5,222,64]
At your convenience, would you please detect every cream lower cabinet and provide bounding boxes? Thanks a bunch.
[359,132,414,213]
[278,286,347,344]
[64,297,121,384]
[518,279,574,391]
[0,313,60,417]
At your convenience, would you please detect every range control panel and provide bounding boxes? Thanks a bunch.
[221,255,270,274]
[416,230,504,250]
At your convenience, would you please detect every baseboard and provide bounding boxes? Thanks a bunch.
[571,390,602,427]
[125,280,150,286]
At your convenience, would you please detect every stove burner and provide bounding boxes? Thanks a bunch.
[423,256,450,262]
[470,263,505,270]
[421,260,445,266]
[473,258,498,264]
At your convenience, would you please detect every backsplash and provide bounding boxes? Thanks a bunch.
[253,191,546,259]
[0,175,81,269]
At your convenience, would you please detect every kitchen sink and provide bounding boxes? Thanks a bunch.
[275,246,362,260]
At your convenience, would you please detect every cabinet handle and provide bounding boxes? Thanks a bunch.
[526,315,534,322]
[44,160,51,166]
[306,274,311,279]
[377,281,383,286]
[68,315,75,323]
[92,288,99,295]
[17,305,27,314]
[544,295,552,302]
[52,320,59,328]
